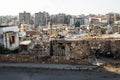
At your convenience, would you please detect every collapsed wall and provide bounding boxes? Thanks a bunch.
[90,38,120,57]
[51,39,92,59]
[51,38,120,59]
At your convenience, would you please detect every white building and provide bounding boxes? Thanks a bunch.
[84,18,89,25]
[106,25,113,34]
[70,16,75,26]
[0,26,19,50]
[74,17,89,27]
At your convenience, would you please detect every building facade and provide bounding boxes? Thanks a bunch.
[74,17,89,27]
[35,12,49,27]
[0,26,19,50]
[19,11,31,25]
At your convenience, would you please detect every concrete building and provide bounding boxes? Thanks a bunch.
[74,17,89,27]
[63,15,71,25]
[70,16,75,26]
[0,26,19,50]
[55,13,65,24]
[0,17,9,26]
[50,13,70,25]
[35,12,49,27]
[19,11,31,25]
[113,13,120,25]
[0,16,18,26]
[89,17,100,25]
[106,13,119,25]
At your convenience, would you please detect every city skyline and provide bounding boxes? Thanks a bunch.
[0,0,120,16]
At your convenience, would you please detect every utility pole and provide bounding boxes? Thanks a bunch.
[46,13,48,27]
[50,19,53,35]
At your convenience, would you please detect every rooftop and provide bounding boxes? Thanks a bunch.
[0,25,12,28]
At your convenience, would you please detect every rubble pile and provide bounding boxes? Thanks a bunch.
[89,38,120,58]
[29,41,50,56]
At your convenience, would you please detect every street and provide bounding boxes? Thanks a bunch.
[0,68,120,80]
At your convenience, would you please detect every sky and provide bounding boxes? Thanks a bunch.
[0,0,120,16]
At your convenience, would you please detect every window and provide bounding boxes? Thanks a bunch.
[9,33,15,45]
[9,36,15,45]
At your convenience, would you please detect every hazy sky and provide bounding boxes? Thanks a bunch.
[0,0,120,15]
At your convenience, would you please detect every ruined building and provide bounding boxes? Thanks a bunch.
[50,35,120,59]
[0,26,19,50]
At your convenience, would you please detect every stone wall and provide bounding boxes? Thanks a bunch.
[51,38,120,59]
[0,55,89,65]
[51,40,92,59]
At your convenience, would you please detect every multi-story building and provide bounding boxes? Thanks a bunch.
[70,16,75,26]
[115,14,120,21]
[106,13,120,25]
[35,11,49,27]
[50,13,71,25]
[64,15,71,25]
[19,11,31,25]
[74,16,89,27]
[89,17,100,25]
[0,16,18,26]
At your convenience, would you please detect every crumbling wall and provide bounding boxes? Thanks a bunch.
[110,40,120,57]
[89,39,108,53]
[89,39,120,58]
[52,40,92,59]
[51,39,120,59]
[52,41,66,56]
[69,40,92,59]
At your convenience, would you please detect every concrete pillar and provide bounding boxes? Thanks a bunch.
[15,32,19,48]
[3,33,6,48]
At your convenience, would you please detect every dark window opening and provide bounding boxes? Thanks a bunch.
[61,46,65,49]
[9,36,15,45]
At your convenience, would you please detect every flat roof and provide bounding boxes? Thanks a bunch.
[20,40,31,45]
[0,25,15,28]
[0,26,19,34]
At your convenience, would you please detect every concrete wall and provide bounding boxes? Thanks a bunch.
[0,26,19,34]
[0,26,19,50]
[3,32,19,50]
[0,34,3,45]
